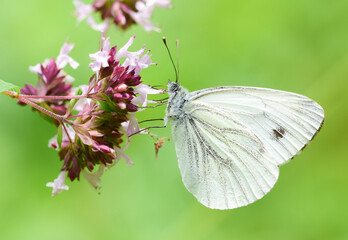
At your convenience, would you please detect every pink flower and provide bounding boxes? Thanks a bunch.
[115,147,133,165]
[116,35,155,73]
[29,42,79,74]
[48,124,76,149]
[115,35,142,61]
[132,84,163,107]
[93,0,107,8]
[89,37,111,73]
[133,50,155,74]
[111,1,126,25]
[46,171,69,196]
[72,85,91,112]
[128,0,171,32]
[82,165,105,190]
[122,113,140,136]
[21,42,79,119]
[86,16,110,32]
[23,35,166,194]
[74,0,171,32]
[56,43,80,69]
[74,0,94,21]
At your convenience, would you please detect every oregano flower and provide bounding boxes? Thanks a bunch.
[74,0,171,32]
[2,36,166,196]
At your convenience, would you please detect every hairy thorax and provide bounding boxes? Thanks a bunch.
[165,81,190,125]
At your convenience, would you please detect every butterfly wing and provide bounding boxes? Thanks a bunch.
[171,86,324,209]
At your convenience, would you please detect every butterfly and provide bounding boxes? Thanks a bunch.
[164,80,324,210]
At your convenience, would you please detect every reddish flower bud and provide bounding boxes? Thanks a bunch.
[87,162,94,171]
[122,93,132,100]
[99,145,114,154]
[113,93,123,99]
[126,103,138,112]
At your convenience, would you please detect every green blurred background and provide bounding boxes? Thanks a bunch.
[1,0,348,239]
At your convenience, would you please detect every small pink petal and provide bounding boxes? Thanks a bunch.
[89,37,111,72]
[82,165,105,190]
[99,145,115,154]
[56,43,79,69]
[129,0,171,32]
[115,148,133,165]
[74,0,94,21]
[86,16,110,32]
[29,63,42,74]
[48,125,76,148]
[46,171,69,196]
[132,84,163,106]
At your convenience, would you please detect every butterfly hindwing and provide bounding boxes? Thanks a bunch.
[172,113,279,209]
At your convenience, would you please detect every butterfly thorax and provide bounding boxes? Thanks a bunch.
[165,81,190,126]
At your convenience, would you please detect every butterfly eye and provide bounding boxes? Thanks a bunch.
[168,81,179,92]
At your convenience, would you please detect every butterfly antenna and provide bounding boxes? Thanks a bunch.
[163,37,178,83]
[176,40,180,83]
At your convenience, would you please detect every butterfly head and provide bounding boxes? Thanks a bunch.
[167,80,180,94]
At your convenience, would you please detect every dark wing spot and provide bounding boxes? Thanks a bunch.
[273,127,285,139]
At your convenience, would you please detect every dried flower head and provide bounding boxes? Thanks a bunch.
[154,137,170,159]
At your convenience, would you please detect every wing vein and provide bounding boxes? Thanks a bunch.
[193,116,275,190]
[189,118,254,204]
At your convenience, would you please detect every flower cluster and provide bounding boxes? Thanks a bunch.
[74,0,171,32]
[17,36,164,196]
[19,44,79,122]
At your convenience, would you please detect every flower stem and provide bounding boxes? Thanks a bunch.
[18,94,89,100]
[3,90,77,125]
[61,122,73,144]
[17,96,74,125]
[2,90,92,100]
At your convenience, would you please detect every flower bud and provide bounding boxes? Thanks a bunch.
[118,102,127,110]
[115,83,128,92]
[113,93,122,99]
[122,93,132,100]
[99,145,115,154]
[87,162,94,171]
[126,103,138,112]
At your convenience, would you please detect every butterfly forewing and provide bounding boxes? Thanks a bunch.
[187,87,324,165]
[171,86,324,210]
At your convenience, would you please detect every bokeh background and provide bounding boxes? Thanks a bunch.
[1,0,348,239]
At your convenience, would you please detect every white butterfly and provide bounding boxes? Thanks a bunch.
[164,81,324,210]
